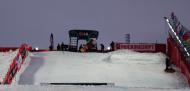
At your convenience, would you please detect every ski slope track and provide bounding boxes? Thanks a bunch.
[1,49,190,91]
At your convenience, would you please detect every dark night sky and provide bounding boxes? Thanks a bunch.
[0,0,190,49]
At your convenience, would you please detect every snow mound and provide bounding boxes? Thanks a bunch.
[9,50,189,88]
[104,49,166,64]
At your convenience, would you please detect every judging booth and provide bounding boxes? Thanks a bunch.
[69,30,99,52]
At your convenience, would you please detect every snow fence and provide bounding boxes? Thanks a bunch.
[0,44,32,84]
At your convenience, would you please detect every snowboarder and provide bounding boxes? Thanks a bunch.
[86,39,94,52]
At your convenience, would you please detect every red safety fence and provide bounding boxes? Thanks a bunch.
[167,37,190,86]
[1,44,32,84]
[0,47,19,52]
[115,43,166,54]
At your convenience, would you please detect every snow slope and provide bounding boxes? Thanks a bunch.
[0,85,190,91]
[14,50,188,88]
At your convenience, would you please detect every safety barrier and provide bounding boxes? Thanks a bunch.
[0,47,18,52]
[1,44,32,84]
[115,43,166,53]
[168,37,190,86]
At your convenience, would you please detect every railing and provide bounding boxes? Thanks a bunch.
[1,44,32,84]
[164,15,190,60]
[0,47,18,52]
[165,13,190,86]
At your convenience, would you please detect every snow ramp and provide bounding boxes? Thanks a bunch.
[13,50,189,89]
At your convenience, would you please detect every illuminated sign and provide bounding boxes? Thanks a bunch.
[79,32,88,37]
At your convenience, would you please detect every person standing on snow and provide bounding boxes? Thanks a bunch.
[57,43,61,51]
[61,42,64,51]
[100,44,105,52]
[165,56,175,73]
[165,57,171,71]
[49,33,54,51]
[110,41,115,51]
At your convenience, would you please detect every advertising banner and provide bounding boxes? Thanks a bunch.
[116,43,155,52]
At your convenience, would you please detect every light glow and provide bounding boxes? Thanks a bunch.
[35,47,39,51]
[107,47,111,50]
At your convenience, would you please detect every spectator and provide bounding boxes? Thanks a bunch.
[170,12,178,29]
[100,44,105,52]
[165,57,175,73]
[110,41,115,51]
[49,45,53,51]
[57,43,61,51]
[61,42,64,51]
[165,57,171,71]
[49,33,54,50]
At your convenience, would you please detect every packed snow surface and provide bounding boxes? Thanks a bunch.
[15,50,188,88]
[0,85,190,91]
